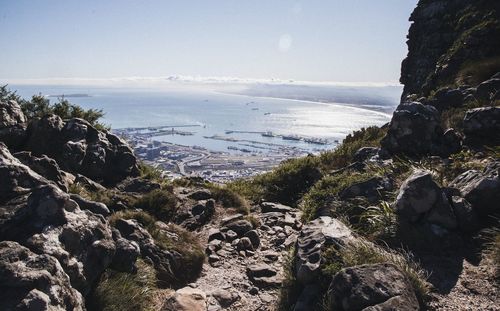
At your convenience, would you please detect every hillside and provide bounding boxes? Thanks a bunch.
[1,1,499,311]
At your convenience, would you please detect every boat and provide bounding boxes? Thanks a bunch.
[264,112,271,115]
[261,131,274,137]
[251,108,259,111]
[282,134,301,141]
[304,138,329,145]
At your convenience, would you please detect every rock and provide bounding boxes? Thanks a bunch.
[329,263,419,311]
[225,229,238,241]
[117,177,161,193]
[431,87,464,111]
[14,151,69,191]
[74,173,106,192]
[25,116,139,184]
[0,142,51,204]
[353,147,380,162]
[260,202,294,213]
[225,219,253,236]
[114,218,182,284]
[220,213,244,226]
[249,287,259,295]
[0,241,84,311]
[187,189,212,200]
[244,230,260,249]
[463,107,500,146]
[450,196,479,232]
[441,128,462,155]
[295,216,354,285]
[339,177,392,203]
[246,263,282,288]
[236,237,254,251]
[293,284,322,311]
[211,289,239,308]
[475,77,500,101]
[25,186,116,295]
[394,171,457,229]
[208,229,225,242]
[206,239,223,255]
[0,100,27,149]
[70,193,110,216]
[381,102,443,156]
[450,161,500,216]
[110,229,140,273]
[162,287,207,311]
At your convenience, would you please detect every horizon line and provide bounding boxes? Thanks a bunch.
[0,75,402,88]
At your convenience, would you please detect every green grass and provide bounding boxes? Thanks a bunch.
[206,184,250,214]
[358,201,397,239]
[138,162,164,182]
[322,240,430,306]
[134,189,177,222]
[87,259,157,311]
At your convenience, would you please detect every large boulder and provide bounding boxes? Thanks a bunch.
[394,171,457,229]
[0,241,84,311]
[381,102,443,156]
[25,186,116,296]
[25,116,138,184]
[162,287,207,311]
[0,100,27,149]
[14,151,70,191]
[329,263,419,311]
[295,216,354,285]
[450,161,500,217]
[463,107,500,146]
[475,77,500,101]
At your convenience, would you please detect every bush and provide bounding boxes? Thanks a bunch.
[229,156,322,207]
[207,184,250,214]
[1,85,108,130]
[319,126,387,170]
[134,189,177,222]
[301,171,372,222]
[88,260,157,311]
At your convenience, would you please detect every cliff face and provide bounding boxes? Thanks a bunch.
[401,0,500,99]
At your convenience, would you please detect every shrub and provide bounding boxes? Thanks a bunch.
[207,184,250,214]
[319,126,387,170]
[134,189,177,222]
[88,259,157,311]
[138,162,164,182]
[358,201,397,239]
[301,171,372,222]
[229,155,322,207]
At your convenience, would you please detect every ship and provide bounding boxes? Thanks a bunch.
[282,134,301,141]
[304,137,329,145]
[261,131,274,137]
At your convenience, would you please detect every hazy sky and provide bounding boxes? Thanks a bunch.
[0,0,418,83]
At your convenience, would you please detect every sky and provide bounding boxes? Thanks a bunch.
[0,0,418,83]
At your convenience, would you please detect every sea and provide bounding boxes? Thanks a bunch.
[10,84,400,154]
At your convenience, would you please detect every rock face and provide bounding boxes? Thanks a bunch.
[329,263,419,311]
[380,102,443,156]
[14,151,70,191]
[25,116,138,184]
[0,100,27,149]
[0,241,84,311]
[463,107,500,146]
[400,0,500,98]
[450,161,500,217]
[394,171,457,229]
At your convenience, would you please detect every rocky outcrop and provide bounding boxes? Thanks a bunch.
[400,0,500,98]
[329,263,419,311]
[0,100,27,150]
[25,116,138,184]
[0,241,85,311]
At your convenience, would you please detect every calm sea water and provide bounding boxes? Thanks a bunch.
[11,85,395,153]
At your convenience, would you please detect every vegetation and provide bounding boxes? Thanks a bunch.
[88,260,157,311]
[134,189,178,222]
[482,226,500,278]
[322,240,430,306]
[207,184,250,214]
[110,210,205,285]
[0,85,108,130]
